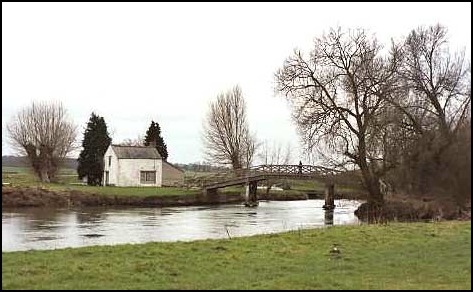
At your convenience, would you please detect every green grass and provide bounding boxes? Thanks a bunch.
[2,166,41,186]
[2,221,470,290]
[48,184,200,196]
[287,179,364,194]
[1,166,364,199]
[0,167,332,198]
[2,166,80,186]
[2,166,199,197]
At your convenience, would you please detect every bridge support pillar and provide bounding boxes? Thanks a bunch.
[204,188,219,202]
[244,181,258,207]
[324,209,334,225]
[322,182,335,210]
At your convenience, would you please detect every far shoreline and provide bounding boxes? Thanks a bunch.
[2,185,363,209]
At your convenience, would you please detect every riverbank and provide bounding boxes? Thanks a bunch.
[355,194,471,222]
[4,186,470,223]
[2,221,470,289]
[1,186,239,208]
[1,186,363,208]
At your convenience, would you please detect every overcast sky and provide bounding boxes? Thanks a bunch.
[2,2,471,164]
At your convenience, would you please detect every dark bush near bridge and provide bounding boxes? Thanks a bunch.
[355,198,470,223]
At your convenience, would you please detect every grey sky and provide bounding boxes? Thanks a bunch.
[2,2,471,164]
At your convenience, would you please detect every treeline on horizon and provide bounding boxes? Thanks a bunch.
[1,155,230,173]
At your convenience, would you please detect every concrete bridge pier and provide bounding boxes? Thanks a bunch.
[324,209,334,225]
[244,181,258,207]
[203,188,219,203]
[322,182,335,210]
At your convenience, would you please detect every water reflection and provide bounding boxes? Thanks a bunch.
[21,208,66,231]
[2,199,362,252]
[77,208,107,225]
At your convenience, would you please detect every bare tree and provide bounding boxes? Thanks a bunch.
[387,24,471,204]
[203,85,258,170]
[258,141,292,165]
[6,101,78,182]
[275,27,402,205]
[399,24,471,139]
[119,135,144,146]
[241,130,258,168]
[258,141,293,194]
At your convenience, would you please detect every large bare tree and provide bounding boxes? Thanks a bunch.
[6,101,78,182]
[203,85,257,170]
[387,24,471,204]
[275,27,402,205]
[399,24,470,138]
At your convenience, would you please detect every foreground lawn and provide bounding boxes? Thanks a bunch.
[2,221,470,290]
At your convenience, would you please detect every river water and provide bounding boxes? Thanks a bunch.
[2,199,362,252]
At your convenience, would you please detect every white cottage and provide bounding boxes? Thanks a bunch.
[103,145,163,187]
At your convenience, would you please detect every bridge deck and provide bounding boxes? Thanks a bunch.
[202,164,340,190]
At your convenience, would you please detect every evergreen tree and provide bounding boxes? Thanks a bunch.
[143,120,168,160]
[77,113,112,185]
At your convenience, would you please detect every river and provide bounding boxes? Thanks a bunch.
[2,199,362,252]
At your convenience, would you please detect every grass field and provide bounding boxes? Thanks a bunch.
[2,166,200,197]
[2,166,79,185]
[2,221,470,290]
[2,166,363,198]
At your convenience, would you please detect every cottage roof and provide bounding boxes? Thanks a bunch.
[111,145,162,159]
[163,161,184,173]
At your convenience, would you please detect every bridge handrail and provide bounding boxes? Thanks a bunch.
[200,164,341,188]
[198,168,254,187]
[250,164,341,175]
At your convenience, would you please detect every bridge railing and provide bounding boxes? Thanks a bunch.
[199,168,254,187]
[200,164,341,188]
[251,164,341,176]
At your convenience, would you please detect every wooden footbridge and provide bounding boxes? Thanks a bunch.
[202,164,341,208]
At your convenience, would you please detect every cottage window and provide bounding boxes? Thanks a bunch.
[108,156,112,166]
[140,171,156,184]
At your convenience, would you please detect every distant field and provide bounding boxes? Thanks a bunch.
[1,166,199,196]
[2,166,363,198]
[2,166,76,175]
[2,166,80,186]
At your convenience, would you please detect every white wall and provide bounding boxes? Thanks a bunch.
[102,146,163,187]
[103,146,119,186]
[117,159,162,187]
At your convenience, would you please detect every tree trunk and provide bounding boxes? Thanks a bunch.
[364,175,383,205]
[231,155,242,170]
[358,138,384,205]
[39,167,50,183]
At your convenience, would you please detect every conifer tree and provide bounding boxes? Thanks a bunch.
[77,113,112,185]
[143,120,168,160]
